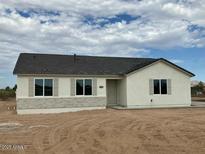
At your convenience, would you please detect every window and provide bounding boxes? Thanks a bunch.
[76,79,92,96]
[161,79,167,94]
[45,79,53,96]
[35,79,43,96]
[76,79,83,95]
[85,79,92,95]
[154,80,160,94]
[153,79,168,95]
[35,79,53,96]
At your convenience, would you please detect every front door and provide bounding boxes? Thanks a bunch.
[107,80,117,107]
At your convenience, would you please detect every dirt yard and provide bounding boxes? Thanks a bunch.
[0,100,205,154]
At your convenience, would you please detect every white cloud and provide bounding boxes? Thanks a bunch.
[0,0,204,76]
[0,76,5,79]
[170,59,184,64]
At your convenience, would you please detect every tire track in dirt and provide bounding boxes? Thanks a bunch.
[45,113,122,154]
[32,116,87,153]
[1,105,205,154]
[47,120,69,146]
[77,113,149,154]
[32,128,49,154]
[81,117,118,153]
[44,116,101,154]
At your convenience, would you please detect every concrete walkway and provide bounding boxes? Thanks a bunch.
[191,101,205,107]
[111,102,205,110]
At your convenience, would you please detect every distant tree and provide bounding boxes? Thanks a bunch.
[0,85,16,100]
[5,86,10,91]
[13,84,17,91]
[191,81,205,96]
[196,81,204,92]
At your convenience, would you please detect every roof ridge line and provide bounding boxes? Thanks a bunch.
[19,53,157,60]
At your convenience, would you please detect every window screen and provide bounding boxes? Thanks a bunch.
[76,79,84,95]
[154,80,160,94]
[85,79,92,95]
[35,79,43,96]
[44,79,53,96]
[76,79,93,95]
[153,79,168,95]
[161,79,167,94]
[35,79,53,96]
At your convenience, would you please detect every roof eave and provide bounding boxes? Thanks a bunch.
[15,73,125,78]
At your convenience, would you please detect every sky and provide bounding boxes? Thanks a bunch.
[0,0,205,88]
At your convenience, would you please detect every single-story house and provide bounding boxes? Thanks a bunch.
[13,53,195,114]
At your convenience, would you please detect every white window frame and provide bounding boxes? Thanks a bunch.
[75,78,93,96]
[153,79,168,95]
[34,78,54,97]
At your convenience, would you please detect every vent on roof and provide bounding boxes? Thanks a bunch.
[42,68,48,72]
[74,54,77,63]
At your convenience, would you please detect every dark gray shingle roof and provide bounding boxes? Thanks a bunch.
[13,53,194,76]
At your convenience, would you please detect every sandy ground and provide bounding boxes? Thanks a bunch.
[0,100,205,154]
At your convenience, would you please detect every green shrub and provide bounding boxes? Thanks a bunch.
[0,89,16,100]
[191,81,205,97]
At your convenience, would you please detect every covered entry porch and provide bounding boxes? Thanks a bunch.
[106,79,126,107]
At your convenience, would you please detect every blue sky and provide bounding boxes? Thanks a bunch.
[0,0,205,88]
[149,48,205,80]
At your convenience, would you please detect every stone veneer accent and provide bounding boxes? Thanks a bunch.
[17,97,106,110]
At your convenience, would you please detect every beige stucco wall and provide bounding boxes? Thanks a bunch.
[16,77,29,98]
[97,78,106,96]
[116,78,127,106]
[58,78,71,97]
[16,76,107,98]
[126,61,192,107]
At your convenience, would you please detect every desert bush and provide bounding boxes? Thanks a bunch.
[0,89,16,101]
[191,81,205,97]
